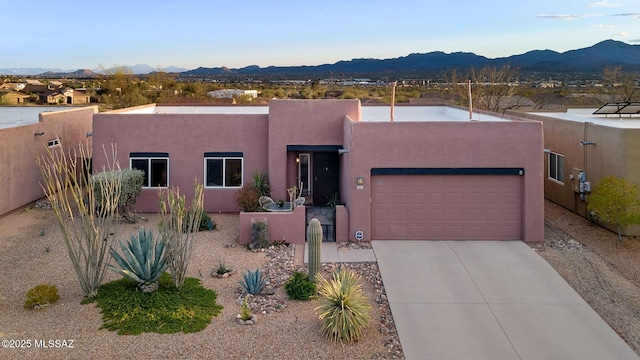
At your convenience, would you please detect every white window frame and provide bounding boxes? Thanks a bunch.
[47,138,61,148]
[130,157,169,188]
[548,152,565,184]
[204,157,243,188]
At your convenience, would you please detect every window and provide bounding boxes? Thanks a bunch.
[548,152,564,183]
[204,152,243,188]
[130,153,168,188]
[47,138,61,148]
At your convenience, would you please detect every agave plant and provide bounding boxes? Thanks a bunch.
[108,228,168,293]
[240,269,266,295]
[315,267,371,343]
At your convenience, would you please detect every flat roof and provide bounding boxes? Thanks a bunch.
[527,108,640,129]
[128,104,513,122]
[0,106,72,129]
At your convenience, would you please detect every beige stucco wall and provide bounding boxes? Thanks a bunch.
[516,111,640,236]
[92,111,269,213]
[0,106,96,216]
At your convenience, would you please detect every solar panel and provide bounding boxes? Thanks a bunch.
[593,102,640,115]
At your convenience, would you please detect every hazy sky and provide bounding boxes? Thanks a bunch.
[3,0,638,70]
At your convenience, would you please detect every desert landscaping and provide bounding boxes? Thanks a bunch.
[0,199,639,359]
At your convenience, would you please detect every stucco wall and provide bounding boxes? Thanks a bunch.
[92,112,269,213]
[519,111,640,236]
[0,106,96,216]
[343,119,544,243]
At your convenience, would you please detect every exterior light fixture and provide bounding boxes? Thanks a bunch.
[356,176,364,186]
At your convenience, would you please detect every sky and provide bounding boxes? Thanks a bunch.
[2,0,639,71]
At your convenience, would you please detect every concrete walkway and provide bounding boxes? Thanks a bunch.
[372,240,639,360]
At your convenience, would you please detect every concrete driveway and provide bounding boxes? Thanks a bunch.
[372,240,639,360]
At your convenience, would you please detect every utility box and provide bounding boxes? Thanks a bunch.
[571,168,584,193]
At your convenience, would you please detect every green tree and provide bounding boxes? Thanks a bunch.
[587,176,640,243]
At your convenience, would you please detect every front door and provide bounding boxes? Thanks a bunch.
[312,152,340,205]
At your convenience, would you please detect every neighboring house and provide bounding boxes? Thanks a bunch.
[0,106,96,217]
[0,90,30,104]
[513,104,640,236]
[43,90,66,104]
[67,89,90,105]
[93,100,544,243]
[0,83,26,91]
[207,89,258,99]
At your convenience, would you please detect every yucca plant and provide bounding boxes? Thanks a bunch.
[108,228,168,293]
[315,267,371,343]
[240,269,266,295]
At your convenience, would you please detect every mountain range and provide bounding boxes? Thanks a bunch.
[1,40,638,77]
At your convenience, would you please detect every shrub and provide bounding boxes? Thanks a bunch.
[587,175,640,243]
[24,284,60,309]
[37,143,120,297]
[285,271,317,300]
[240,296,252,321]
[240,269,266,295]
[92,168,144,221]
[252,171,271,197]
[107,228,168,293]
[158,181,204,289]
[315,268,371,343]
[234,186,260,212]
[216,261,232,275]
[184,211,215,232]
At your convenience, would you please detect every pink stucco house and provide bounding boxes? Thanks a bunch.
[92,100,544,244]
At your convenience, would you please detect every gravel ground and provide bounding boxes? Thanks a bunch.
[537,200,640,356]
[0,206,402,360]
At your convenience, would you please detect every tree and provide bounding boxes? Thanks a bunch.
[602,66,638,103]
[444,65,521,113]
[587,176,640,243]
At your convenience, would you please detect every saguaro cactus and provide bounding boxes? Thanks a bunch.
[307,218,323,282]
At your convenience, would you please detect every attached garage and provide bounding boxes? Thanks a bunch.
[371,169,524,241]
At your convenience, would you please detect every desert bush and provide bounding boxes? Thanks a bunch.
[588,175,640,243]
[315,268,371,343]
[36,143,121,297]
[92,168,144,222]
[285,271,317,300]
[24,284,60,309]
[158,181,205,289]
[184,211,215,232]
[240,269,266,295]
[252,171,271,197]
[107,228,168,293]
[234,186,261,212]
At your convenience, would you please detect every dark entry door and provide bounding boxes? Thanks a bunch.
[312,152,340,205]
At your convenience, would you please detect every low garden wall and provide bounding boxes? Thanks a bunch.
[239,205,306,245]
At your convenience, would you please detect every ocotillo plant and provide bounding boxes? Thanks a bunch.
[307,218,323,282]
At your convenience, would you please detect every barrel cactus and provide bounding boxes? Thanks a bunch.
[307,218,323,282]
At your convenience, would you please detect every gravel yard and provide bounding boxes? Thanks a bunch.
[1,199,639,359]
[0,206,401,360]
[537,200,640,356]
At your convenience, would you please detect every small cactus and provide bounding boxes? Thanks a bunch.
[307,218,323,282]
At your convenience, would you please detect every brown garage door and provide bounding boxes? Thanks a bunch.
[371,175,522,240]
